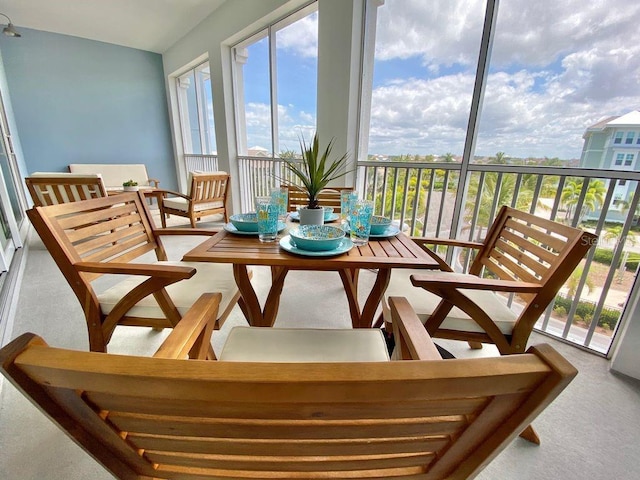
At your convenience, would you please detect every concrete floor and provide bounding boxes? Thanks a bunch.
[1,213,640,479]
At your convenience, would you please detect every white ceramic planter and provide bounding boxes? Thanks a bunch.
[298,207,324,225]
[123,186,139,192]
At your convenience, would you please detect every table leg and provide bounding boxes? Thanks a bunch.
[233,264,264,327]
[339,268,361,328]
[360,268,391,329]
[263,266,289,327]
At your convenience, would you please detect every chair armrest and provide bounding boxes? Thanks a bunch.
[153,228,218,237]
[154,293,222,360]
[411,237,484,250]
[408,238,484,272]
[157,189,191,200]
[388,296,442,360]
[410,272,541,293]
[75,262,196,280]
[148,178,160,188]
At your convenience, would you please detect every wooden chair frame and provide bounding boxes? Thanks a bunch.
[396,205,597,355]
[0,296,577,480]
[27,192,242,353]
[160,172,230,228]
[284,185,354,213]
[26,173,107,206]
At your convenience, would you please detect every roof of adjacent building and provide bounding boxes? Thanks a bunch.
[585,110,640,134]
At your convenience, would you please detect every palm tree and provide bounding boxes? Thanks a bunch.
[561,178,606,222]
[566,265,594,297]
[489,151,508,164]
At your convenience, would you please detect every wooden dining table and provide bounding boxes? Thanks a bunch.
[182,227,441,328]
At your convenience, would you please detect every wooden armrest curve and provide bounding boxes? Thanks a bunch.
[411,237,484,249]
[75,262,196,279]
[389,296,442,361]
[154,293,222,360]
[411,272,541,293]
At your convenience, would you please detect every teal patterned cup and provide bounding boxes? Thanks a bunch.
[349,199,374,246]
[270,187,288,221]
[256,199,279,242]
[340,191,358,230]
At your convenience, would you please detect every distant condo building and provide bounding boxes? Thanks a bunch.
[581,110,640,204]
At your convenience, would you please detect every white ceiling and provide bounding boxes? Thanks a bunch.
[0,0,227,53]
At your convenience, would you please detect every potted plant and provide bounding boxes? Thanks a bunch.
[283,133,351,225]
[122,179,139,192]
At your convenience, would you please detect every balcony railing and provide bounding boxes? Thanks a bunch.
[221,155,640,356]
[184,154,219,173]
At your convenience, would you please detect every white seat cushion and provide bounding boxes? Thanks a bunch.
[220,327,390,362]
[162,196,224,212]
[97,261,243,319]
[384,269,517,335]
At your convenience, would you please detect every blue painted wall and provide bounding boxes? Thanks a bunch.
[0,28,177,189]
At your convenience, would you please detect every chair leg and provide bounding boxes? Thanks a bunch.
[160,207,167,228]
[468,341,483,349]
[519,425,540,445]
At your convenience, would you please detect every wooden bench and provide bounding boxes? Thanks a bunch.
[0,296,578,480]
[69,163,159,192]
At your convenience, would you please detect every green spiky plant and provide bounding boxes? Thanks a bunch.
[284,133,351,209]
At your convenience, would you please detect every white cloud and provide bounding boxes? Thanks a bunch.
[243,102,317,154]
[366,0,640,158]
[276,12,318,58]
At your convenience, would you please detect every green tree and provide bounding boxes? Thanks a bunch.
[489,151,508,164]
[561,179,606,222]
[566,265,594,297]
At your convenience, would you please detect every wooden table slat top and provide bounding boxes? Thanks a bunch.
[182,229,438,270]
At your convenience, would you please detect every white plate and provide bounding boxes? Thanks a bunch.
[290,211,340,223]
[279,235,353,257]
[368,225,401,238]
[224,221,286,235]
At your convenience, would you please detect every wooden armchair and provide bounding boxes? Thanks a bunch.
[382,206,597,355]
[27,192,246,353]
[0,296,577,480]
[25,172,107,206]
[285,184,354,213]
[160,172,229,228]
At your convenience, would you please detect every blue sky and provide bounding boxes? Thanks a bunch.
[240,0,640,161]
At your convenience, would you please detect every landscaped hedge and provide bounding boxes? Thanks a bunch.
[592,247,640,272]
[553,294,621,330]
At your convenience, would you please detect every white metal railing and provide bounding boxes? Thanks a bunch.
[237,156,304,211]
[232,156,639,356]
[184,154,219,173]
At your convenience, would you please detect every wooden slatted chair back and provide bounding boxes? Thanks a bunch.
[1,332,577,480]
[28,193,161,286]
[285,185,354,213]
[190,172,229,206]
[26,173,108,206]
[470,206,596,305]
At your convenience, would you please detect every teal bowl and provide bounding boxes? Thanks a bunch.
[229,213,259,232]
[370,215,392,235]
[323,206,334,220]
[289,225,345,251]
